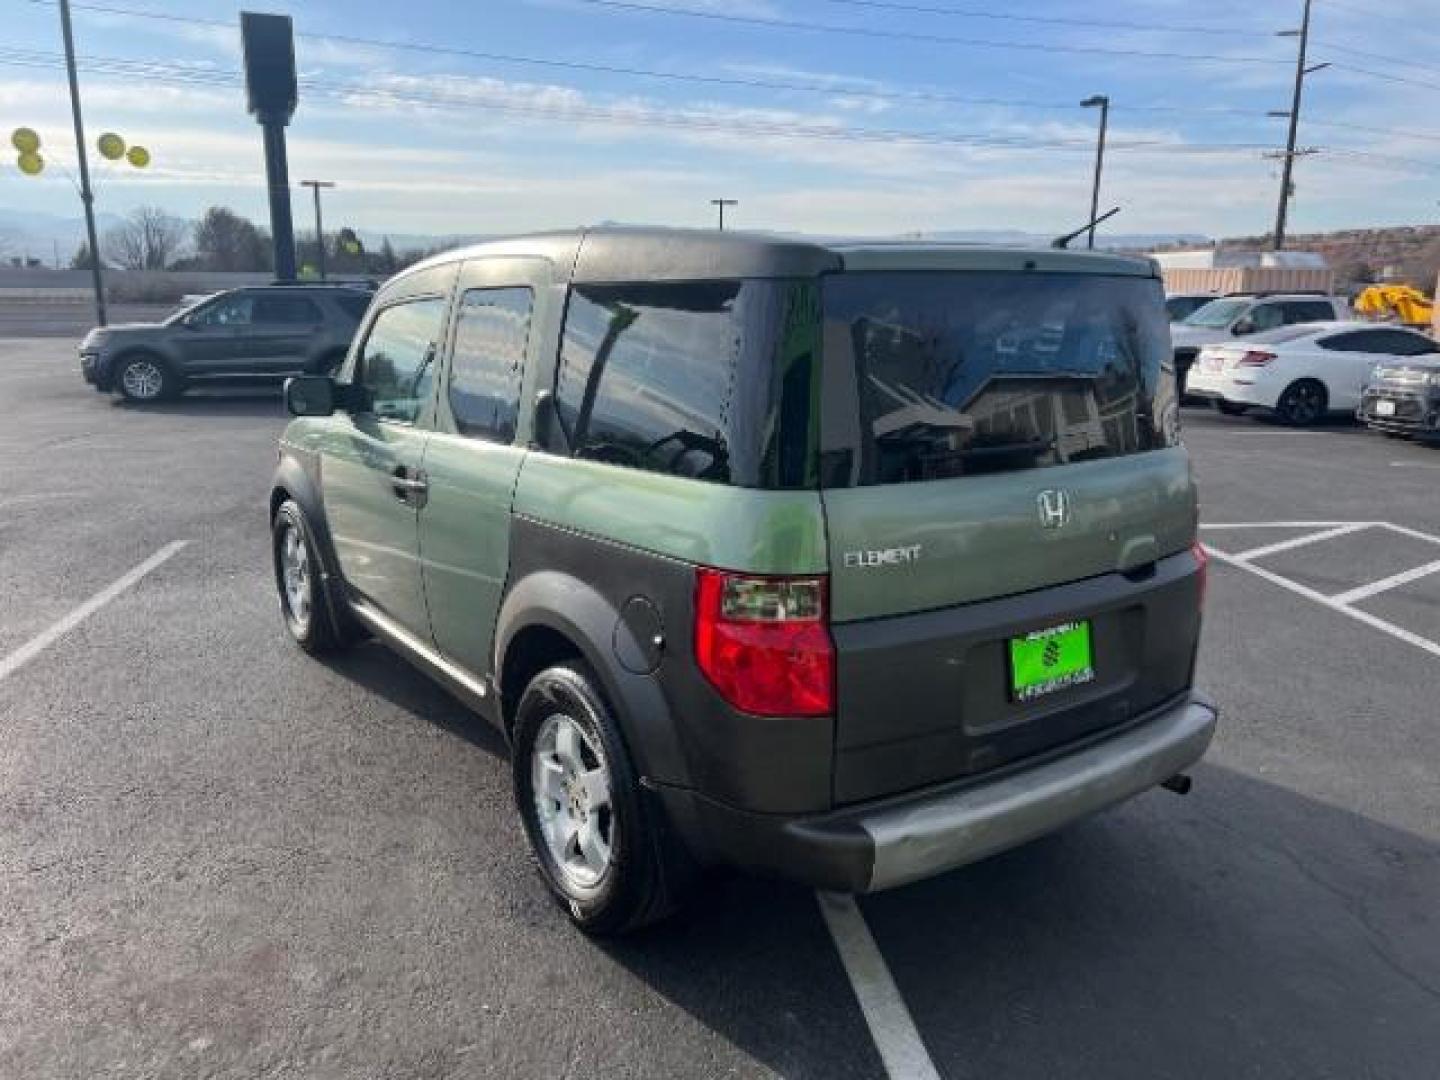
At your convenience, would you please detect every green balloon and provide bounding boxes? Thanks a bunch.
[11,127,40,153]
[17,151,44,176]
[97,132,125,160]
[126,145,150,168]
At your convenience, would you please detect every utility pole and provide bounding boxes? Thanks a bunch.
[711,198,738,231]
[1273,0,1329,250]
[1080,95,1109,251]
[58,0,106,325]
[301,180,334,280]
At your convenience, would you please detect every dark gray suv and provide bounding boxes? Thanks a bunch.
[80,284,373,402]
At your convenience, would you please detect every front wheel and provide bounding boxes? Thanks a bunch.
[271,499,355,654]
[1275,380,1328,427]
[512,662,688,934]
[114,353,178,403]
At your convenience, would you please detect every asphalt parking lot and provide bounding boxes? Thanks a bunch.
[2,336,1437,1079]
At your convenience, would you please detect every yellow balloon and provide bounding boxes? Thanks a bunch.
[97,132,125,160]
[11,127,40,153]
[126,145,150,168]
[17,151,44,176]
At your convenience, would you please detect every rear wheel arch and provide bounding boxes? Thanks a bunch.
[494,571,692,787]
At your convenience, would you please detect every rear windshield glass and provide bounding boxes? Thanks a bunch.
[819,271,1176,487]
[1183,298,1248,328]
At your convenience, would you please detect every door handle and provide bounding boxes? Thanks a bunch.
[391,465,429,501]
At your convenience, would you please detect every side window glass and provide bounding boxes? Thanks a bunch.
[193,294,253,327]
[1318,331,1367,353]
[448,287,533,443]
[1282,301,1331,323]
[356,297,448,424]
[253,295,321,324]
[1382,331,1437,356]
[1248,304,1283,331]
[554,283,740,482]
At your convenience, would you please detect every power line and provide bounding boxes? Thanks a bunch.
[1325,62,1440,94]
[1313,39,1440,75]
[0,48,1289,159]
[808,0,1255,37]
[10,44,1440,164]
[562,0,1293,66]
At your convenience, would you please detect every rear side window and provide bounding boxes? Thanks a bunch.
[448,287,532,443]
[1323,329,1436,356]
[252,294,320,324]
[820,271,1176,487]
[551,281,820,488]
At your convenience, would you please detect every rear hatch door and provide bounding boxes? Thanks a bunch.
[818,264,1202,803]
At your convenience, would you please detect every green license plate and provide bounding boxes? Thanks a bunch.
[1009,621,1095,702]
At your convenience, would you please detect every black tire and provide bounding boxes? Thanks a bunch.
[271,499,356,654]
[1214,400,1248,417]
[512,662,689,934]
[1275,379,1328,427]
[114,352,179,403]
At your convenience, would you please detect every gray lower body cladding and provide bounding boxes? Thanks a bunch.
[657,690,1216,892]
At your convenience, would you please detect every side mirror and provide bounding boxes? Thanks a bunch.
[1232,319,1255,336]
[284,375,336,417]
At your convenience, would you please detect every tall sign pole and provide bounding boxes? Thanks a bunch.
[241,12,298,280]
[58,0,106,325]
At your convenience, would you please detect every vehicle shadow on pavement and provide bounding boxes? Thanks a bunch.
[115,390,287,419]
[852,762,1440,1080]
[600,872,889,1080]
[319,639,510,760]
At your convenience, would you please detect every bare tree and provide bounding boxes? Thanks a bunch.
[102,206,188,270]
[193,206,270,271]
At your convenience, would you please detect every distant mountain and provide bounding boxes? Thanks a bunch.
[0,208,126,265]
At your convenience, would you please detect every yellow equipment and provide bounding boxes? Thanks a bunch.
[1354,284,1434,328]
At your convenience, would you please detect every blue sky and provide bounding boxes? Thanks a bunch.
[3,0,1439,243]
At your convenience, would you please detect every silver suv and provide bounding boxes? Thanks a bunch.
[1170,293,1347,396]
[80,284,373,402]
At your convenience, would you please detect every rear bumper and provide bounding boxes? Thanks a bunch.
[663,691,1217,892]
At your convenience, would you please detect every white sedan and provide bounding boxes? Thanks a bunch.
[1184,321,1439,426]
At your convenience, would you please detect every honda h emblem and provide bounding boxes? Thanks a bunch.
[1036,489,1071,530]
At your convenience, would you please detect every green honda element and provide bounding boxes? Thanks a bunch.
[270,227,1217,933]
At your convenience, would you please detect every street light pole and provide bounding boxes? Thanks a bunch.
[711,198,738,231]
[1081,95,1110,251]
[57,0,106,325]
[301,180,334,280]
[1273,0,1327,251]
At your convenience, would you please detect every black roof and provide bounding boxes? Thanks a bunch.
[407,226,1157,285]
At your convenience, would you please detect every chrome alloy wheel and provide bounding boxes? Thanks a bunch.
[279,523,312,633]
[532,714,614,889]
[120,358,165,400]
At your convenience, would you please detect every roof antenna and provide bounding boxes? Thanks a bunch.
[1052,206,1121,250]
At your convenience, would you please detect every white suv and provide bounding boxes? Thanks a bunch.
[1170,293,1348,396]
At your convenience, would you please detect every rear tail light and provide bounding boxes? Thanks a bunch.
[694,569,834,717]
[1192,541,1209,609]
[1238,350,1277,367]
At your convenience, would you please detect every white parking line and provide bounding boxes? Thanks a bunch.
[1330,559,1440,606]
[0,541,188,685]
[817,892,942,1080]
[1229,523,1371,563]
[1203,524,1440,660]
